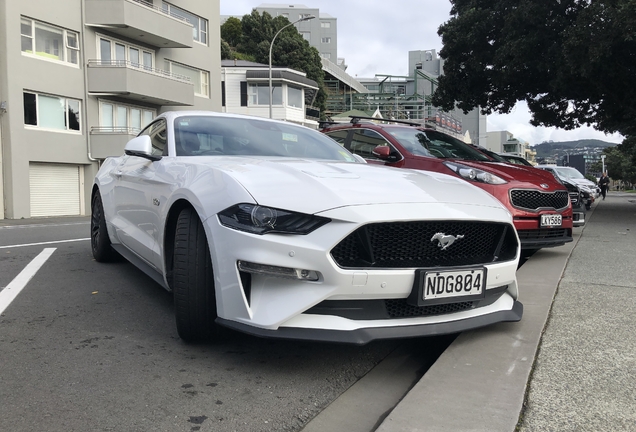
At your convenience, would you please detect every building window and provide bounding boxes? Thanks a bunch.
[99,101,155,133]
[281,13,289,18]
[162,2,208,45]
[23,91,80,132]
[321,22,331,28]
[320,53,331,59]
[165,60,209,97]
[301,32,311,41]
[21,17,79,65]
[97,35,154,69]
[288,86,303,108]
[321,37,331,44]
[300,13,313,19]
[248,84,282,106]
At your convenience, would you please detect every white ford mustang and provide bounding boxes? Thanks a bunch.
[91,111,522,344]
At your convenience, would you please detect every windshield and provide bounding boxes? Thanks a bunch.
[173,116,358,162]
[554,167,585,179]
[385,128,491,161]
[502,155,533,166]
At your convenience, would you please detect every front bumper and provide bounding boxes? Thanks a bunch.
[207,202,521,342]
[572,210,585,227]
[217,300,523,345]
[517,227,573,249]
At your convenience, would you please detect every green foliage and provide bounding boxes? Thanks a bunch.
[584,174,598,184]
[603,145,636,184]
[433,0,636,138]
[220,11,327,116]
[221,17,242,47]
[220,39,232,60]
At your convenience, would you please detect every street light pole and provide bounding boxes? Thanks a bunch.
[601,154,606,175]
[269,15,315,119]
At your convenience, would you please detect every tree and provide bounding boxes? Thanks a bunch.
[432,0,636,137]
[221,17,242,47]
[221,11,327,116]
[603,146,636,185]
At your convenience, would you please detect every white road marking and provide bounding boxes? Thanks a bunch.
[0,222,89,230]
[0,248,56,315]
[0,238,90,249]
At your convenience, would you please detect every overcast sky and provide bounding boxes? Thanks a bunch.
[220,0,624,145]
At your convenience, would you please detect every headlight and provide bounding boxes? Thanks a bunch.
[444,162,507,185]
[218,203,330,235]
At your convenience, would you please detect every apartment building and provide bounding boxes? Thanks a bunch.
[254,3,338,64]
[486,131,536,163]
[0,0,221,219]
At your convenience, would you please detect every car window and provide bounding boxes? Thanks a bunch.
[324,130,349,146]
[172,116,358,162]
[385,127,490,161]
[349,129,396,160]
[555,167,585,179]
[139,119,168,156]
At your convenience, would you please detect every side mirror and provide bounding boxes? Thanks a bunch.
[372,145,391,159]
[124,135,161,161]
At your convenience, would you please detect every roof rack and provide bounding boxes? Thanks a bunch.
[318,120,339,129]
[349,116,421,127]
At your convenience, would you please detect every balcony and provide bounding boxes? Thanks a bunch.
[85,0,193,48]
[90,127,138,159]
[87,60,194,106]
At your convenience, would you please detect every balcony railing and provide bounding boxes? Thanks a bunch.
[130,0,192,26]
[91,126,141,134]
[87,59,191,84]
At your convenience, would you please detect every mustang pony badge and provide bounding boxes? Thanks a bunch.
[431,232,464,250]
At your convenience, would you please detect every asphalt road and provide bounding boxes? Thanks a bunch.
[0,217,449,432]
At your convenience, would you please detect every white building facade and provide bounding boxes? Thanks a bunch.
[221,60,319,128]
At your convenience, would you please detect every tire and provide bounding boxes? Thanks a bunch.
[173,207,220,342]
[91,192,121,262]
[585,202,592,210]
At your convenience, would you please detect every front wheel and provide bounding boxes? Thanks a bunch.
[91,192,121,262]
[173,207,220,342]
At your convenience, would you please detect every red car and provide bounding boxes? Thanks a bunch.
[321,117,573,251]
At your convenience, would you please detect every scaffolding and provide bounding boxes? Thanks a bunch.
[324,70,442,123]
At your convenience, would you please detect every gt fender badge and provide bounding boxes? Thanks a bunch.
[431,232,464,250]
[152,198,160,206]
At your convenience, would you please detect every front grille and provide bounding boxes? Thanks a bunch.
[385,299,473,318]
[510,189,569,211]
[330,221,517,269]
[517,228,569,240]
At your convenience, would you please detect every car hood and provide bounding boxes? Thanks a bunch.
[200,157,506,214]
[455,160,564,188]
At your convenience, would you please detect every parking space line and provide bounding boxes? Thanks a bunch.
[0,238,90,249]
[0,248,56,315]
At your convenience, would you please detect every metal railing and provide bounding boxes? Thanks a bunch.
[91,126,140,134]
[87,59,192,84]
[129,0,193,26]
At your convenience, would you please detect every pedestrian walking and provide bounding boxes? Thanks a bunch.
[599,171,610,200]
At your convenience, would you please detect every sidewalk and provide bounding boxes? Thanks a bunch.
[377,194,636,432]
[518,194,636,431]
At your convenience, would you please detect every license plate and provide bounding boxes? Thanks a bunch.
[541,214,562,227]
[422,268,485,302]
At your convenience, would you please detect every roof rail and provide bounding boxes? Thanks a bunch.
[349,116,421,126]
[318,120,339,129]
